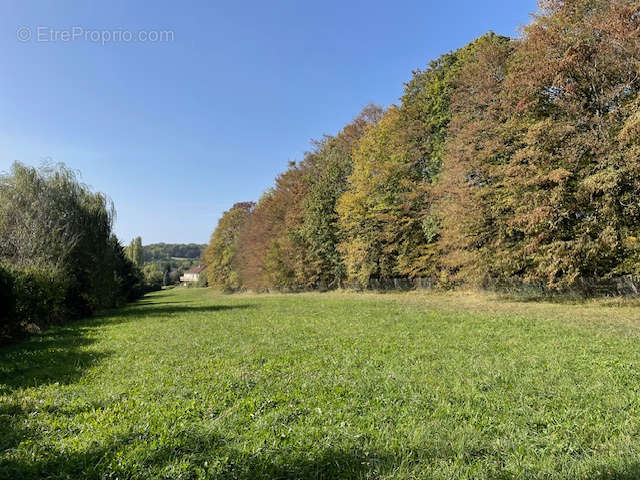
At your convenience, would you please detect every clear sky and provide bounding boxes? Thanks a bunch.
[1,0,538,245]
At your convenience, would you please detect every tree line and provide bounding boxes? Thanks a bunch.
[124,239,207,289]
[204,0,640,295]
[0,163,146,342]
[143,243,205,262]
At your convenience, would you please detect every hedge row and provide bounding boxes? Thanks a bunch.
[0,263,145,344]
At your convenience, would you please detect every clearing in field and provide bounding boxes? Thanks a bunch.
[2,288,640,479]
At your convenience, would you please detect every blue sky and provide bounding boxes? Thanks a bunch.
[1,0,538,244]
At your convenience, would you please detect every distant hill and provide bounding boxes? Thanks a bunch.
[143,243,206,262]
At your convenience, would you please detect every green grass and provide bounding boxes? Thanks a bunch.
[2,288,640,479]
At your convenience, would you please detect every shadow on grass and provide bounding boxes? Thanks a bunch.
[0,299,253,393]
[0,323,113,464]
[0,296,260,477]
[0,325,110,394]
[0,300,253,393]
[131,300,191,306]
[4,423,640,480]
[114,303,255,319]
[0,426,398,480]
[581,463,640,480]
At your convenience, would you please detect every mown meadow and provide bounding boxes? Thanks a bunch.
[2,287,640,479]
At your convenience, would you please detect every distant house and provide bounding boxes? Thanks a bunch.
[180,265,206,285]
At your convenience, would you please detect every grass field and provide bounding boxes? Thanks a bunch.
[2,288,640,479]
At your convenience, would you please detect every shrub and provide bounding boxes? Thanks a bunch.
[0,264,69,343]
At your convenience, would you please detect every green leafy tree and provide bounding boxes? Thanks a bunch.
[141,263,164,291]
[400,47,469,182]
[143,243,205,261]
[126,236,144,267]
[204,202,254,292]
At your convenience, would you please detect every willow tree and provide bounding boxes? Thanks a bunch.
[0,162,142,328]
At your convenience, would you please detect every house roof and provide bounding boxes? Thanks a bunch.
[184,265,206,274]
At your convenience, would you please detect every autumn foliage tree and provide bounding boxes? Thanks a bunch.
[297,104,383,289]
[436,33,516,286]
[206,0,640,295]
[234,164,310,291]
[336,42,482,287]
[204,202,254,291]
[230,106,382,292]
[499,0,640,289]
[337,106,433,286]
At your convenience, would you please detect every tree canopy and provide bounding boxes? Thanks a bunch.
[204,0,640,295]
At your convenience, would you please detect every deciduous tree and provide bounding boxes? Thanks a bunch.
[204,202,254,291]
